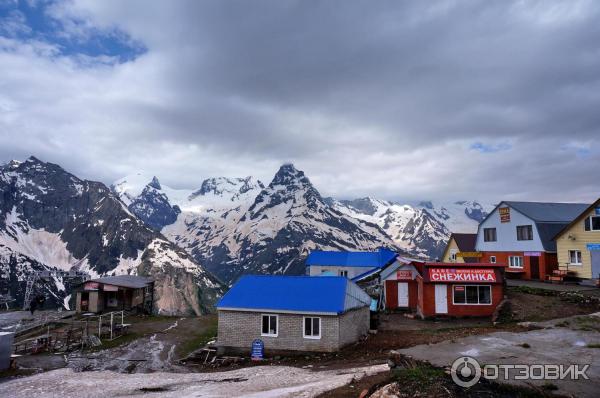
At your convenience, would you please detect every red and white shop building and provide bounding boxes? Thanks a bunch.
[381,259,505,318]
[415,263,505,318]
[474,201,589,281]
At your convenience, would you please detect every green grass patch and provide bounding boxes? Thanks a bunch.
[541,382,559,391]
[176,320,218,359]
[392,364,446,387]
[123,315,175,324]
[0,368,37,380]
[85,331,142,352]
[573,315,600,332]
[508,286,557,297]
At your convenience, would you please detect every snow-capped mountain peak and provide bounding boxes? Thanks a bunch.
[331,198,492,258]
[1,157,224,314]
[148,176,162,190]
[113,163,491,282]
[189,176,264,202]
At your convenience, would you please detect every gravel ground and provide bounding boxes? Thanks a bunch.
[0,364,388,397]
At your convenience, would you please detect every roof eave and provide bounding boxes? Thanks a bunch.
[553,198,600,240]
[216,307,341,316]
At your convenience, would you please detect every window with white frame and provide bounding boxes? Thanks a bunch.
[303,317,321,339]
[453,285,492,305]
[483,228,497,242]
[569,250,582,265]
[261,314,278,337]
[508,256,523,268]
[585,216,600,231]
[489,256,496,264]
[339,270,348,277]
[516,225,533,241]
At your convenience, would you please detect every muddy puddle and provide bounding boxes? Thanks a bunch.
[67,319,188,374]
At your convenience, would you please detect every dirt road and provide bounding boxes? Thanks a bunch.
[397,312,600,397]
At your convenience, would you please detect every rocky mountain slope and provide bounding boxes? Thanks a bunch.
[115,165,398,283]
[0,157,224,314]
[115,166,491,282]
[330,198,490,258]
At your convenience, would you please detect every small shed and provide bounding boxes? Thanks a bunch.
[216,276,371,354]
[75,275,154,314]
[380,259,420,311]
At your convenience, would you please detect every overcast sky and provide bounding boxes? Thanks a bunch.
[1,0,599,203]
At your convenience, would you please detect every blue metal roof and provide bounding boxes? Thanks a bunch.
[305,248,397,268]
[216,275,369,314]
[351,267,382,282]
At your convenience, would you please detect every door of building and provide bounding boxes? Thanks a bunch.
[530,256,540,280]
[591,251,600,280]
[398,282,409,307]
[434,284,448,314]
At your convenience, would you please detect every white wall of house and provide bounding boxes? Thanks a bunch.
[307,265,375,278]
[476,204,545,252]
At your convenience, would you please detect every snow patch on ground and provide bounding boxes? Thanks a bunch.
[0,364,388,397]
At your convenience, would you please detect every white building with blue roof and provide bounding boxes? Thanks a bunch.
[216,275,371,354]
[305,247,397,279]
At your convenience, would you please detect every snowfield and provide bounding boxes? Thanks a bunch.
[0,364,388,397]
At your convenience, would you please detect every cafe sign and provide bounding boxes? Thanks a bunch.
[499,207,511,223]
[429,268,496,282]
[396,270,413,280]
[84,282,100,291]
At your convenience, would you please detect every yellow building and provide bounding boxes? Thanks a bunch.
[554,199,600,281]
[441,233,479,263]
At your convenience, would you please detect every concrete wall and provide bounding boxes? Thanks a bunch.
[556,207,600,279]
[338,307,370,348]
[0,332,14,371]
[217,308,369,353]
[75,292,82,312]
[88,291,103,313]
[308,265,375,279]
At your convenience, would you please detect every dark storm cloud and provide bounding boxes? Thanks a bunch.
[1,0,599,201]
